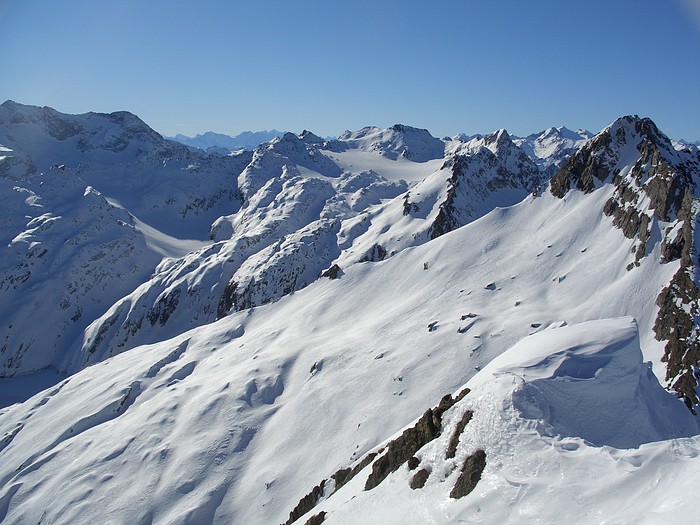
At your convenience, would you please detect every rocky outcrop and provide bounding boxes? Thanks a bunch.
[282,388,470,523]
[429,137,542,240]
[284,480,327,525]
[445,409,473,459]
[303,512,327,525]
[359,243,387,263]
[283,451,378,525]
[449,449,486,499]
[550,122,619,197]
[550,115,700,408]
[409,468,430,489]
[654,192,700,409]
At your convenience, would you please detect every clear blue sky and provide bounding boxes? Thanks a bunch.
[1,0,698,140]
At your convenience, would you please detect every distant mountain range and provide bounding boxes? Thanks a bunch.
[169,129,286,153]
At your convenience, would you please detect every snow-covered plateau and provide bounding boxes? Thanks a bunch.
[1,100,699,524]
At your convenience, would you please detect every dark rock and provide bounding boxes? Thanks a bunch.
[321,264,342,279]
[429,157,463,240]
[445,410,473,459]
[304,511,326,525]
[330,451,377,493]
[550,129,614,197]
[654,266,700,410]
[216,280,238,320]
[453,388,470,403]
[409,468,430,490]
[283,451,377,524]
[285,480,326,525]
[364,393,459,491]
[360,244,387,263]
[449,449,486,499]
[653,188,700,410]
[407,456,420,470]
[147,288,181,327]
[403,193,419,216]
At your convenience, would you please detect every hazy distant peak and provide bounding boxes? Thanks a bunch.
[169,129,286,152]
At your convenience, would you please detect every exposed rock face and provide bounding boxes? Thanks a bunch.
[282,389,470,522]
[364,401,446,490]
[551,115,700,407]
[360,243,387,263]
[304,512,327,525]
[409,468,430,489]
[446,409,473,459]
[654,190,700,408]
[429,133,543,240]
[655,264,700,409]
[321,264,342,279]
[550,123,619,197]
[449,449,486,499]
[284,480,326,525]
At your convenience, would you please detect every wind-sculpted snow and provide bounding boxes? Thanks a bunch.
[550,115,700,406]
[292,319,699,524]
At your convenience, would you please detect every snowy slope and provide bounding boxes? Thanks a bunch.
[76,125,545,369]
[294,318,699,525]
[0,177,694,524]
[1,103,700,524]
[0,102,251,376]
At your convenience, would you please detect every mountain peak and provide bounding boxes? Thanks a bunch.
[299,130,324,144]
[328,124,444,162]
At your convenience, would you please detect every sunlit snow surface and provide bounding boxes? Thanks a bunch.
[0,186,694,524]
[309,318,699,525]
[1,104,699,524]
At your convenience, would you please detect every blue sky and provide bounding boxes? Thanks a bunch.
[1,0,698,140]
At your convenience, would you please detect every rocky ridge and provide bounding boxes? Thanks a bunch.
[550,115,700,407]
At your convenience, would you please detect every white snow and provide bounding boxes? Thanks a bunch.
[308,318,700,524]
[0,182,691,524]
[0,103,698,524]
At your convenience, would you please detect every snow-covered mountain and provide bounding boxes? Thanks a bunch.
[327,124,446,162]
[0,100,251,376]
[512,126,593,178]
[170,129,286,153]
[1,102,700,524]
